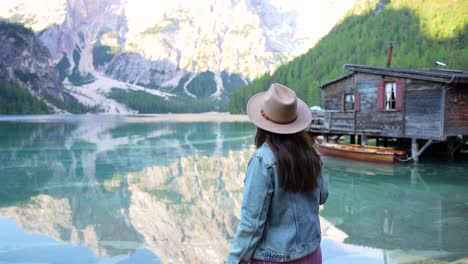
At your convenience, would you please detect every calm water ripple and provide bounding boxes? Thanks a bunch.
[0,115,467,264]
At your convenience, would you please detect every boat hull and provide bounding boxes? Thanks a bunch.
[315,142,401,163]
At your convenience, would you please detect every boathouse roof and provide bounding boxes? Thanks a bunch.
[320,64,468,89]
[319,73,354,89]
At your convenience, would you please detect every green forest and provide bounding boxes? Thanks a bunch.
[105,70,246,113]
[0,80,99,114]
[229,0,468,113]
[0,81,49,114]
[106,70,247,113]
[109,88,228,113]
[45,92,100,114]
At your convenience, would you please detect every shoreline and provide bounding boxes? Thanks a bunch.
[0,113,250,123]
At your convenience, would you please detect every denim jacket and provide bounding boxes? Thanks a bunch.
[227,143,328,264]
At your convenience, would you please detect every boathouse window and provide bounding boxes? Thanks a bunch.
[344,94,354,111]
[385,82,396,110]
[377,80,404,111]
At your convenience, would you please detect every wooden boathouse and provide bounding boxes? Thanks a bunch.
[309,64,468,161]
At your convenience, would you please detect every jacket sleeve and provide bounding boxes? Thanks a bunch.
[317,156,328,205]
[319,173,328,205]
[227,156,274,264]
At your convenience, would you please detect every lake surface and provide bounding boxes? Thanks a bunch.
[0,115,467,264]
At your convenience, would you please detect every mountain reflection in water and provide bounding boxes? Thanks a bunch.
[0,115,467,264]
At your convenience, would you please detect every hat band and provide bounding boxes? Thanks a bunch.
[261,109,297,125]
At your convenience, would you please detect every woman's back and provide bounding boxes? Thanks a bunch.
[244,144,327,262]
[227,83,328,264]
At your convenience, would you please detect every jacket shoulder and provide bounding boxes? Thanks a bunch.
[252,144,276,169]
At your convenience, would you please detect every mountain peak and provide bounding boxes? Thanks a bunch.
[1,0,357,113]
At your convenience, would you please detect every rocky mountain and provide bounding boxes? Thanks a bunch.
[0,0,355,113]
[0,21,64,109]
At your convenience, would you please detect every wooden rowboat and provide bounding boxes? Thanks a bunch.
[314,140,406,163]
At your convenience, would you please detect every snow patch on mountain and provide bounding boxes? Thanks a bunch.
[183,74,197,98]
[240,76,249,86]
[210,72,224,99]
[160,70,187,89]
[64,73,173,114]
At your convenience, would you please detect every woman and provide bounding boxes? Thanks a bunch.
[227,83,328,264]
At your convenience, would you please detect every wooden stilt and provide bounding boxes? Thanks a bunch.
[412,138,419,162]
[334,135,342,143]
[412,139,434,162]
[358,135,362,145]
[447,137,456,161]
[396,138,402,150]
[463,138,468,154]
[361,135,368,146]
[447,136,462,160]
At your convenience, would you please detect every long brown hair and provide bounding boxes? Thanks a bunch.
[255,128,321,192]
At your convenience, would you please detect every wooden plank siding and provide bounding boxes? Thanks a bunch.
[323,76,355,110]
[445,84,468,136]
[330,112,354,132]
[404,80,443,139]
[321,76,444,138]
[321,75,356,133]
[353,74,403,136]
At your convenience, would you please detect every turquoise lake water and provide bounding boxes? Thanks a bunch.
[0,115,467,264]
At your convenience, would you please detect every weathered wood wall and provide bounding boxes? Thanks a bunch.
[330,112,354,132]
[354,73,405,137]
[445,84,468,136]
[323,76,355,110]
[404,80,443,139]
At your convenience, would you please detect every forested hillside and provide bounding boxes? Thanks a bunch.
[229,0,468,113]
[0,81,49,114]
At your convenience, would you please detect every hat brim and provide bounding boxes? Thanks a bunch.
[247,92,312,134]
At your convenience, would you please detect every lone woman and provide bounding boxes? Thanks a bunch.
[227,83,328,264]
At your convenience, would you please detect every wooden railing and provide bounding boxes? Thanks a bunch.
[309,110,354,133]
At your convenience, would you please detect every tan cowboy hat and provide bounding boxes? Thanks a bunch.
[247,83,312,134]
